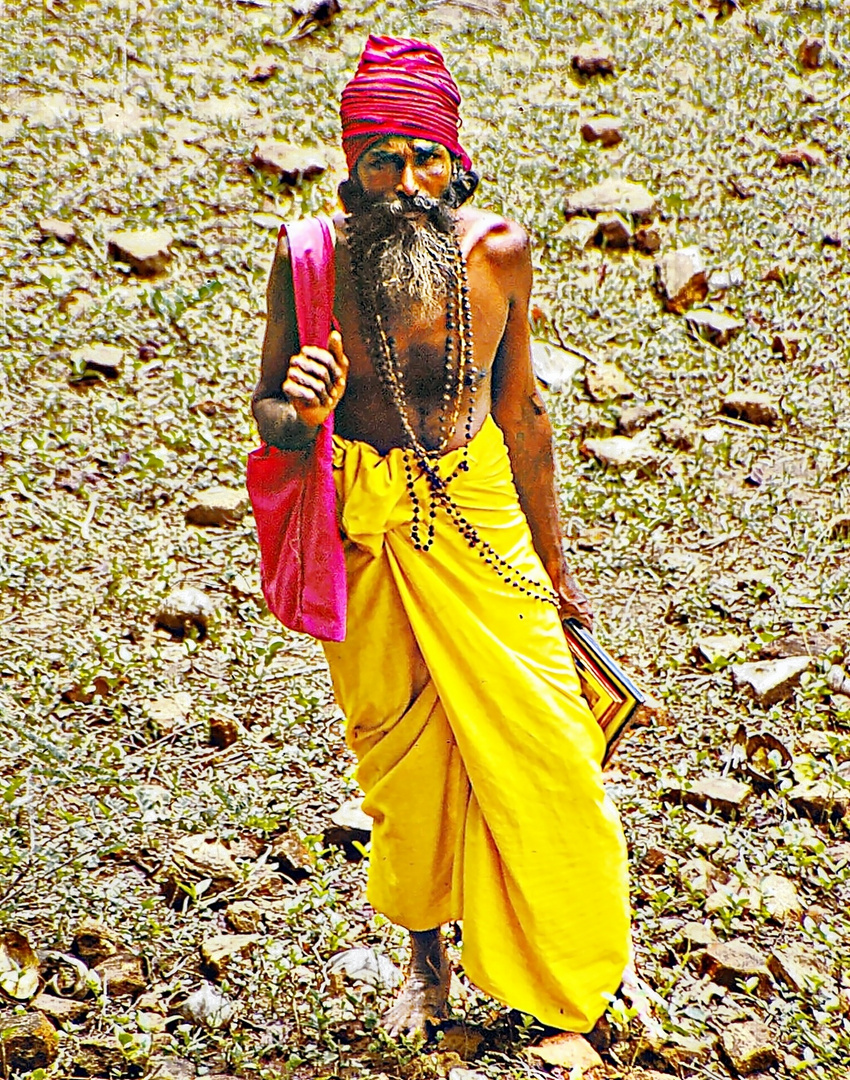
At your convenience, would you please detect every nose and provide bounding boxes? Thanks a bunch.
[396,160,419,198]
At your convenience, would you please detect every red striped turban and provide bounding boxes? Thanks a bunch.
[340,35,472,174]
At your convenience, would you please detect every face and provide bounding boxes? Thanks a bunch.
[354,135,453,204]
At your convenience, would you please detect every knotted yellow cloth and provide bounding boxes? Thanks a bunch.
[322,416,630,1031]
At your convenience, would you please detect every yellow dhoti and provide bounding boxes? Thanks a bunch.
[322,416,630,1031]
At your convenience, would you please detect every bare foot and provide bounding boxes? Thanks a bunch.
[382,928,450,1038]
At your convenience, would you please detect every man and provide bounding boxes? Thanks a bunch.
[253,35,630,1038]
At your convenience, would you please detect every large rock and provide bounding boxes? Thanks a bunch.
[108,228,173,276]
[751,873,802,923]
[32,991,91,1023]
[580,433,658,471]
[528,1032,603,1070]
[730,656,810,706]
[531,341,584,392]
[685,309,744,346]
[327,947,402,989]
[72,918,119,967]
[565,178,657,222]
[70,342,124,379]
[163,833,240,906]
[580,114,622,146]
[93,951,146,997]
[251,140,327,184]
[721,391,780,426]
[185,487,249,527]
[225,901,262,934]
[700,941,772,994]
[656,247,707,312]
[0,1011,60,1072]
[718,1021,778,1076]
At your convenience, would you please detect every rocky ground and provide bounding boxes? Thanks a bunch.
[1,0,849,1078]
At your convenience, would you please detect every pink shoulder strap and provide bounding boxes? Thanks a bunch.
[281,214,336,349]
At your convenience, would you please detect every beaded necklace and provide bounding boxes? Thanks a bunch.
[348,221,558,609]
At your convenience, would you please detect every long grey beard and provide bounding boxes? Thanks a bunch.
[368,222,456,322]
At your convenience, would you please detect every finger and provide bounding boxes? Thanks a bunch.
[287,369,330,402]
[328,330,347,370]
[294,356,337,390]
[282,379,320,405]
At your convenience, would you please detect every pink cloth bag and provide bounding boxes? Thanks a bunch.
[246,215,347,642]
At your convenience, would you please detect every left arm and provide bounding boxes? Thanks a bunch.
[490,227,593,629]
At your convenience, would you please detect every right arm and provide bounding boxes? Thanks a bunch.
[252,231,348,450]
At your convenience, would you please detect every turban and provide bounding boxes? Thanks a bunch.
[340,35,472,174]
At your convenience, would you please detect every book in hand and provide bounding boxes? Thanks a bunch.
[563,618,646,764]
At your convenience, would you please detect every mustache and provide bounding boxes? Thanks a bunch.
[357,191,456,236]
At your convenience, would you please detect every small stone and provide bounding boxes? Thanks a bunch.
[209,715,240,749]
[528,1032,603,1070]
[580,114,622,146]
[730,657,810,706]
[685,308,744,347]
[31,992,91,1023]
[148,1055,198,1080]
[771,333,800,361]
[763,261,793,284]
[566,178,657,222]
[825,842,850,868]
[70,342,124,379]
[787,779,850,824]
[721,391,780,427]
[177,983,237,1029]
[632,691,670,726]
[656,247,708,313]
[531,340,584,392]
[718,1021,778,1076]
[572,41,615,76]
[225,901,262,934]
[586,361,635,401]
[93,951,146,998]
[768,944,832,992]
[580,433,659,471]
[827,665,850,694]
[156,586,216,635]
[680,921,718,950]
[558,216,600,249]
[270,831,312,879]
[0,1010,60,1071]
[798,36,824,69]
[324,799,372,856]
[108,228,173,276]
[163,834,240,906]
[700,941,772,994]
[147,692,193,734]
[327,947,403,989]
[708,267,744,291]
[185,487,249,527]
[760,630,843,662]
[595,211,632,247]
[751,873,802,923]
[685,823,725,851]
[439,1025,485,1060]
[777,144,825,168]
[663,775,752,818]
[617,404,662,436]
[201,934,259,980]
[633,222,663,254]
[659,418,696,450]
[695,633,745,665]
[246,56,280,82]
[828,514,850,540]
[38,216,76,244]
[72,918,119,967]
[251,139,326,184]
[680,856,727,894]
[73,1037,131,1077]
[448,1070,487,1080]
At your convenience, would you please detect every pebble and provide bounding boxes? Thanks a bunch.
[93,951,147,997]
[0,1011,59,1071]
[595,210,632,247]
[201,934,260,979]
[107,228,173,276]
[659,418,696,450]
[777,144,825,168]
[38,216,76,244]
[580,114,622,146]
[571,41,615,76]
[720,391,780,426]
[717,1020,778,1076]
[663,775,752,818]
[327,947,403,989]
[185,487,249,527]
[730,656,810,706]
[771,333,800,360]
[700,940,772,995]
[616,403,662,437]
[787,779,850,824]
[685,308,744,347]
[32,992,91,1023]
[177,982,237,1029]
[156,586,216,635]
[530,340,583,392]
[580,433,659,471]
[751,873,802,924]
[634,222,664,253]
[70,342,123,379]
[585,361,634,401]
[768,943,832,992]
[565,178,657,222]
[251,139,327,184]
[656,247,708,313]
[225,901,263,934]
[798,36,823,69]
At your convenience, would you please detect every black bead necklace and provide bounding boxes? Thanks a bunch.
[349,224,558,609]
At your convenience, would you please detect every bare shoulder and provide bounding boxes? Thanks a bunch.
[455,206,530,266]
